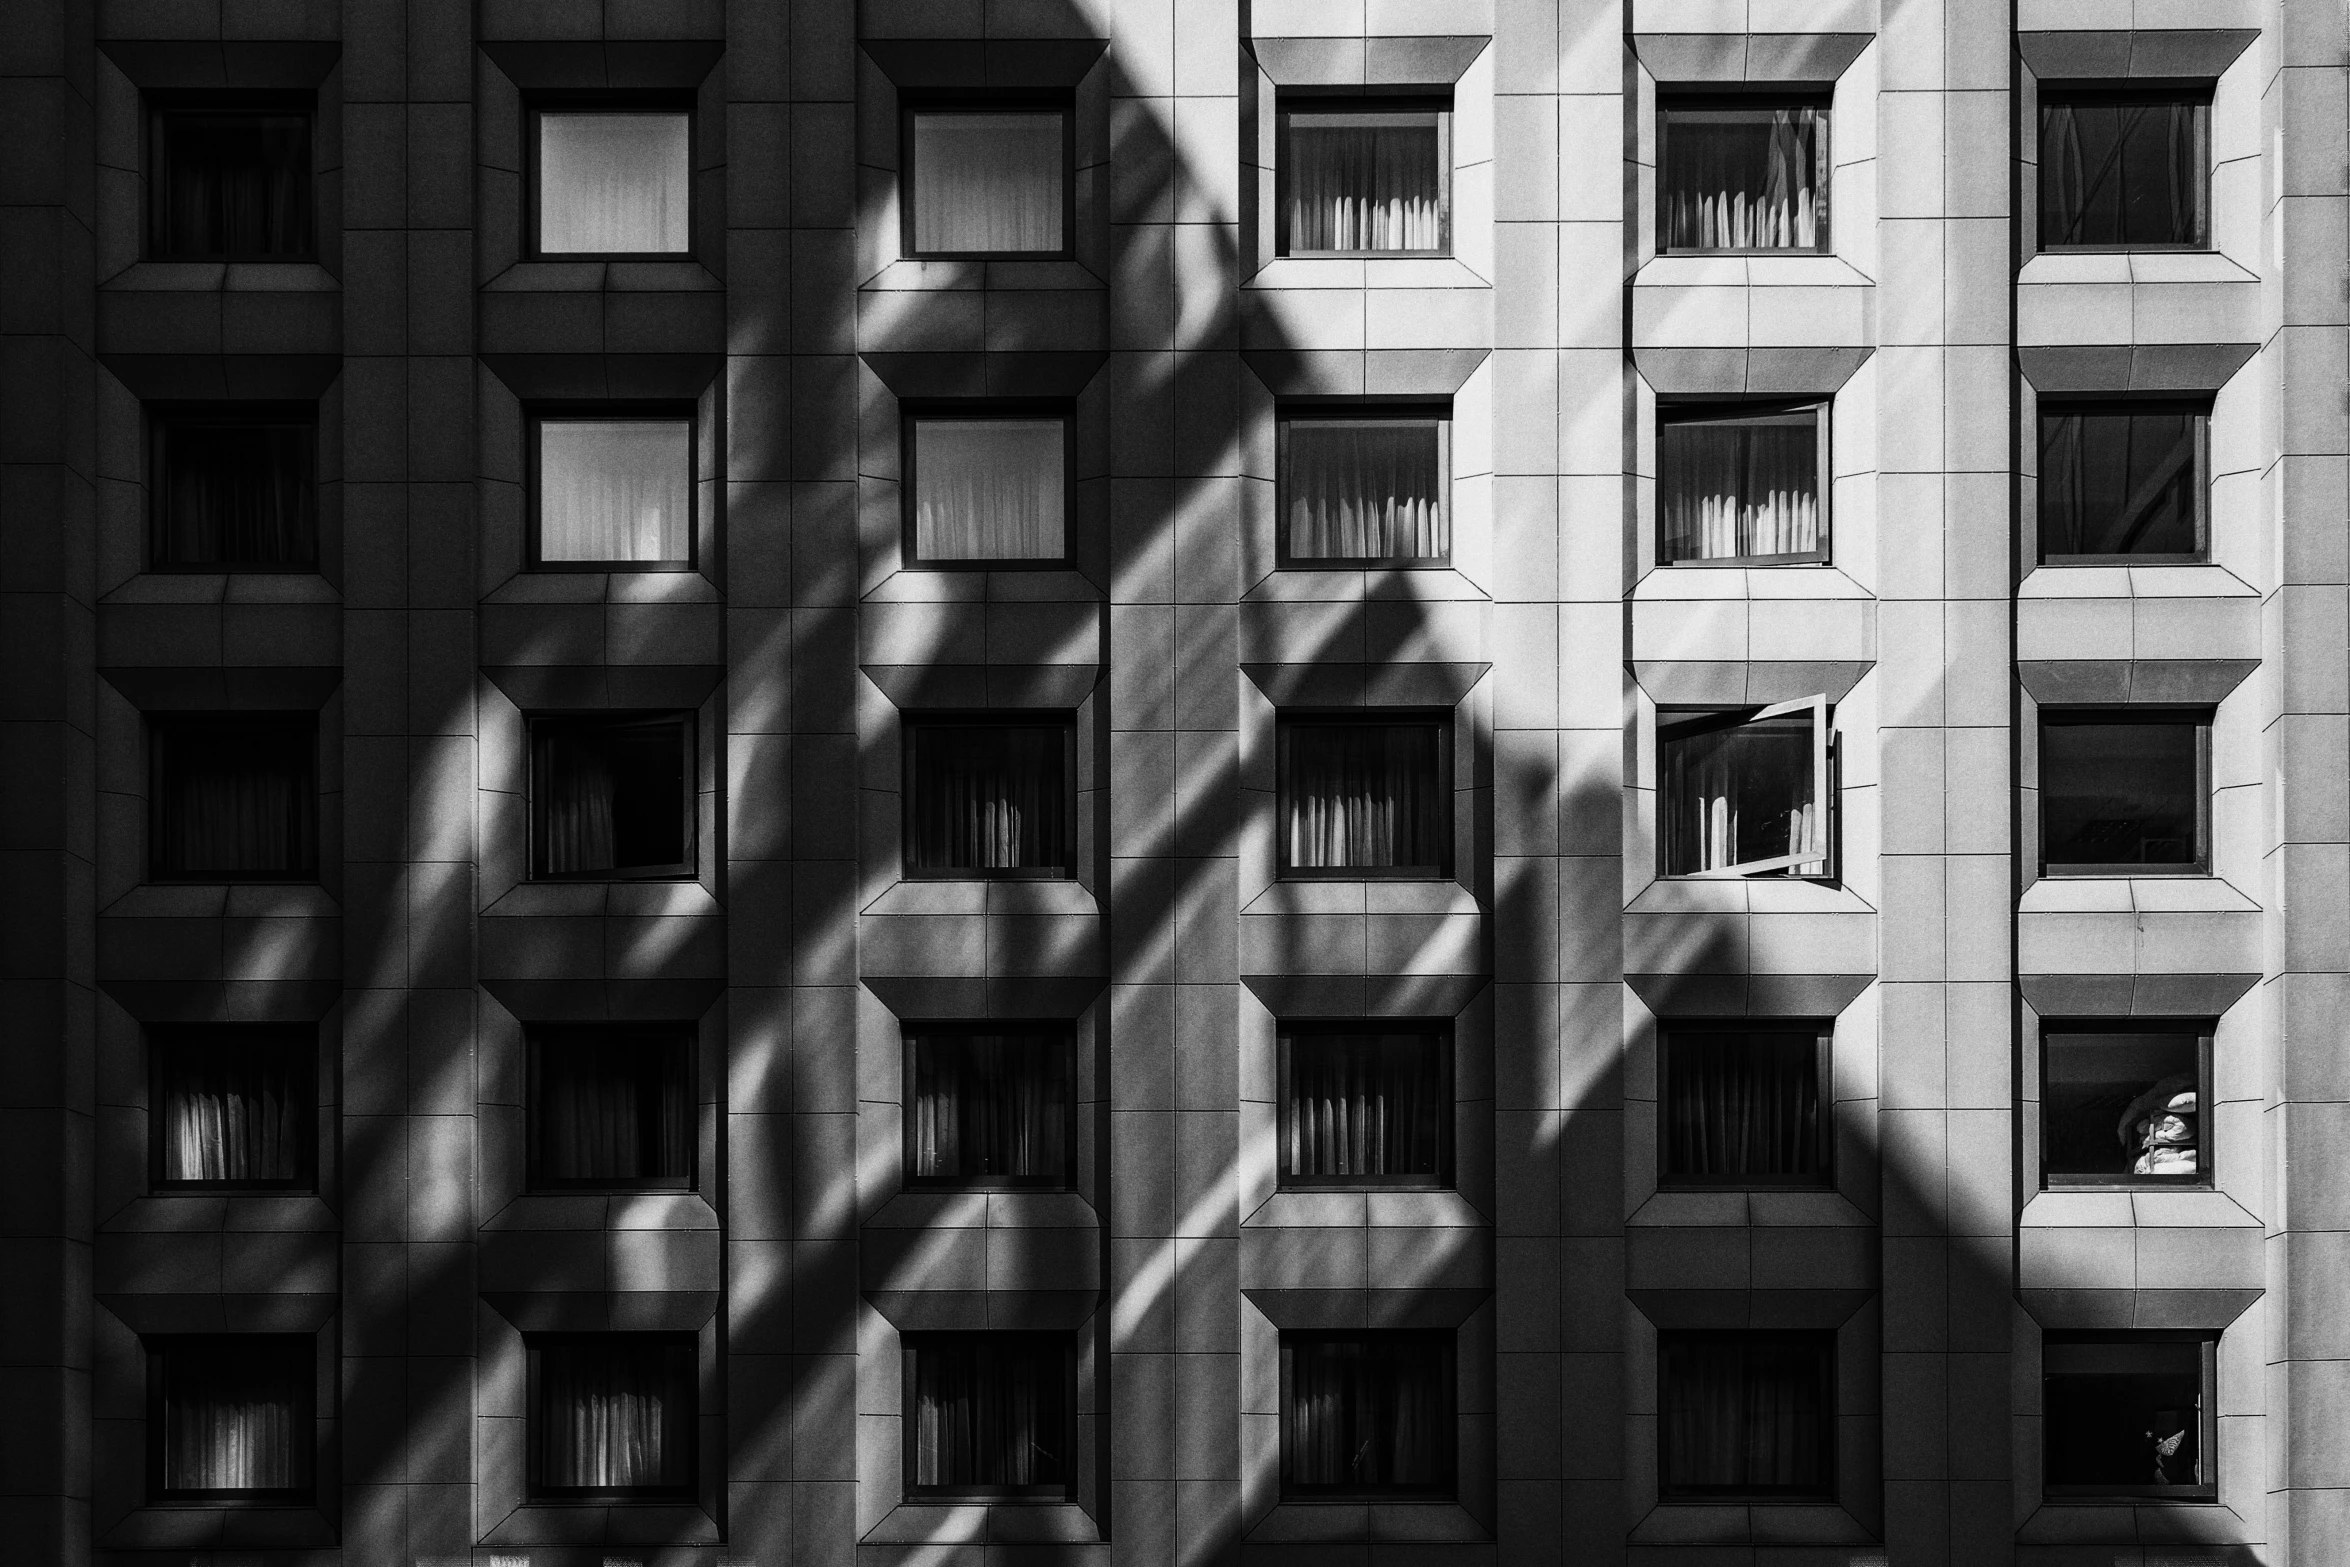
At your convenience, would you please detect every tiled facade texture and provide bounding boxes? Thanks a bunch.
[0,0,2345,1563]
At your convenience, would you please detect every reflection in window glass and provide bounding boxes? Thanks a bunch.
[2043,1029,2204,1183]
[1281,107,1449,255]
[2044,1335,2212,1497]
[1660,103,1829,252]
[539,112,691,254]
[909,111,1066,255]
[1279,416,1449,563]
[537,418,693,565]
[2038,404,2204,560]
[2040,95,2208,249]
[1660,1026,1827,1185]
[2039,715,2204,872]
[1659,1331,1835,1498]
[909,417,1066,563]
[1658,404,1823,564]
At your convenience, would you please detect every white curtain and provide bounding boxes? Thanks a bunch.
[909,724,1068,874]
[911,112,1065,254]
[912,419,1066,561]
[536,1338,694,1492]
[1284,1031,1445,1179]
[1285,111,1446,253]
[1660,716,1815,874]
[1282,419,1447,561]
[1662,107,1826,251]
[160,1033,301,1184]
[163,1341,307,1492]
[1284,722,1444,872]
[539,112,690,254]
[539,420,692,564]
[1659,411,1820,562]
[912,1335,1066,1491]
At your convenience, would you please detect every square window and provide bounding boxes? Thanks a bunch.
[532,411,695,568]
[535,108,692,256]
[150,715,318,882]
[148,97,314,261]
[2038,400,2208,562]
[1658,698,1831,878]
[1279,1024,1452,1188]
[904,1332,1074,1498]
[150,1026,314,1192]
[149,404,317,570]
[1280,1331,1455,1499]
[1657,401,1828,565]
[1278,714,1451,878]
[904,411,1069,566]
[1659,1023,1831,1187]
[2039,710,2209,875]
[1277,408,1451,565]
[528,1025,696,1190]
[2042,1024,2209,1186]
[2039,89,2210,251]
[2043,1333,2216,1499]
[904,107,1070,258]
[530,713,696,879]
[528,1334,697,1498]
[1658,1330,1836,1499]
[1279,99,1451,256]
[149,1335,315,1502]
[1658,98,1830,254]
[905,1026,1075,1189]
[904,717,1074,879]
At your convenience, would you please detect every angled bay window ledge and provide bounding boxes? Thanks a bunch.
[477,1194,722,1330]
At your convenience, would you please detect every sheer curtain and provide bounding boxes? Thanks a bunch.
[1281,418,1448,561]
[2038,407,2200,558]
[1661,1030,1822,1181]
[911,112,1066,254]
[539,112,691,254]
[1662,106,1827,251]
[1285,1335,1450,1493]
[1284,110,1447,253]
[1283,721,1445,873]
[159,1031,304,1185]
[1660,1333,1831,1494]
[158,417,315,567]
[1660,716,1815,875]
[911,1335,1068,1491]
[908,724,1069,875]
[534,1029,694,1184]
[539,419,693,563]
[159,113,311,258]
[911,418,1066,561]
[1659,411,1820,562]
[161,1339,310,1493]
[2040,100,2204,248]
[534,1337,694,1492]
[155,721,316,878]
[909,1031,1069,1184]
[1284,1031,1446,1180]
[534,718,688,876]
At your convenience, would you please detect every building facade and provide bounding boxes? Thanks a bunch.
[4,0,2348,1563]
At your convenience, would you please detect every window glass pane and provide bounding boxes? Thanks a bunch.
[1283,109,1446,254]
[2040,98,2206,248]
[1661,1028,1826,1183]
[532,1027,694,1186]
[1659,407,1821,563]
[911,111,1066,254]
[907,722,1070,876]
[2044,1337,2207,1492]
[155,412,316,568]
[154,719,317,879]
[1281,418,1447,561]
[2044,1030,2202,1182]
[1660,713,1816,875]
[907,1030,1071,1185]
[156,111,312,258]
[1659,1332,1834,1496]
[1661,105,1828,251]
[2038,406,2201,558]
[533,717,691,877]
[2041,718,2201,869]
[909,1333,1070,1493]
[538,418,692,564]
[910,418,1066,562]
[1282,1029,1447,1182]
[159,1337,312,1495]
[532,1336,695,1494]
[157,1029,306,1186]
[539,112,691,254]
[1283,1332,1452,1495]
[1282,720,1446,874]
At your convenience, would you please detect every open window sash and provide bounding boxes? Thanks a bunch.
[1660,695,1830,878]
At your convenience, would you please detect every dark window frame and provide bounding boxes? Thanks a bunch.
[2042,1330,2219,1502]
[526,1022,699,1193]
[525,1331,700,1501]
[1274,400,1454,569]
[2039,1018,2214,1190]
[526,94,698,262]
[147,1024,318,1195]
[1657,1328,1838,1502]
[147,713,320,884]
[1656,90,1834,257]
[900,1330,1078,1501]
[1656,1019,1834,1190]
[145,90,317,262]
[146,1333,317,1505]
[901,712,1078,883]
[1277,1328,1459,1502]
[525,402,699,573]
[2036,396,2211,565]
[898,399,1077,570]
[527,710,700,882]
[1276,1020,1455,1191]
[2037,706,2212,878]
[146,401,320,573]
[899,94,1078,263]
[1656,698,1838,881]
[900,1022,1079,1192]
[1275,708,1455,881]
[2036,82,2213,254]
[1275,92,1455,260]
[1655,397,1833,567]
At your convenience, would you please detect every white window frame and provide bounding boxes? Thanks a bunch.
[1658,694,1830,879]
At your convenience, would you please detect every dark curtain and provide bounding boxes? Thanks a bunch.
[155,721,316,878]
[1659,1333,1832,1494]
[1284,111,1445,253]
[2040,719,2199,867]
[534,1030,694,1184]
[908,724,1068,875]
[533,1337,695,1493]
[2040,100,2205,247]
[911,1335,1068,1491]
[161,1338,310,1493]
[1662,107,1826,251]
[2038,407,2201,557]
[1281,419,1447,561]
[157,113,312,258]
[1659,715,1815,874]
[909,1031,1069,1183]
[535,719,688,876]
[1661,1030,1823,1180]
[1284,1031,1446,1179]
[158,1031,303,1184]
[1284,1334,1450,1493]
[2044,1338,2203,1489]
[1659,411,1820,562]
[1283,722,1445,872]
[157,417,315,567]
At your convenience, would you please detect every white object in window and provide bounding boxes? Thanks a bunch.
[1659,696,1829,877]
[538,419,692,564]
[1283,108,1450,255]
[909,111,1065,255]
[539,112,691,255]
[910,417,1066,562]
